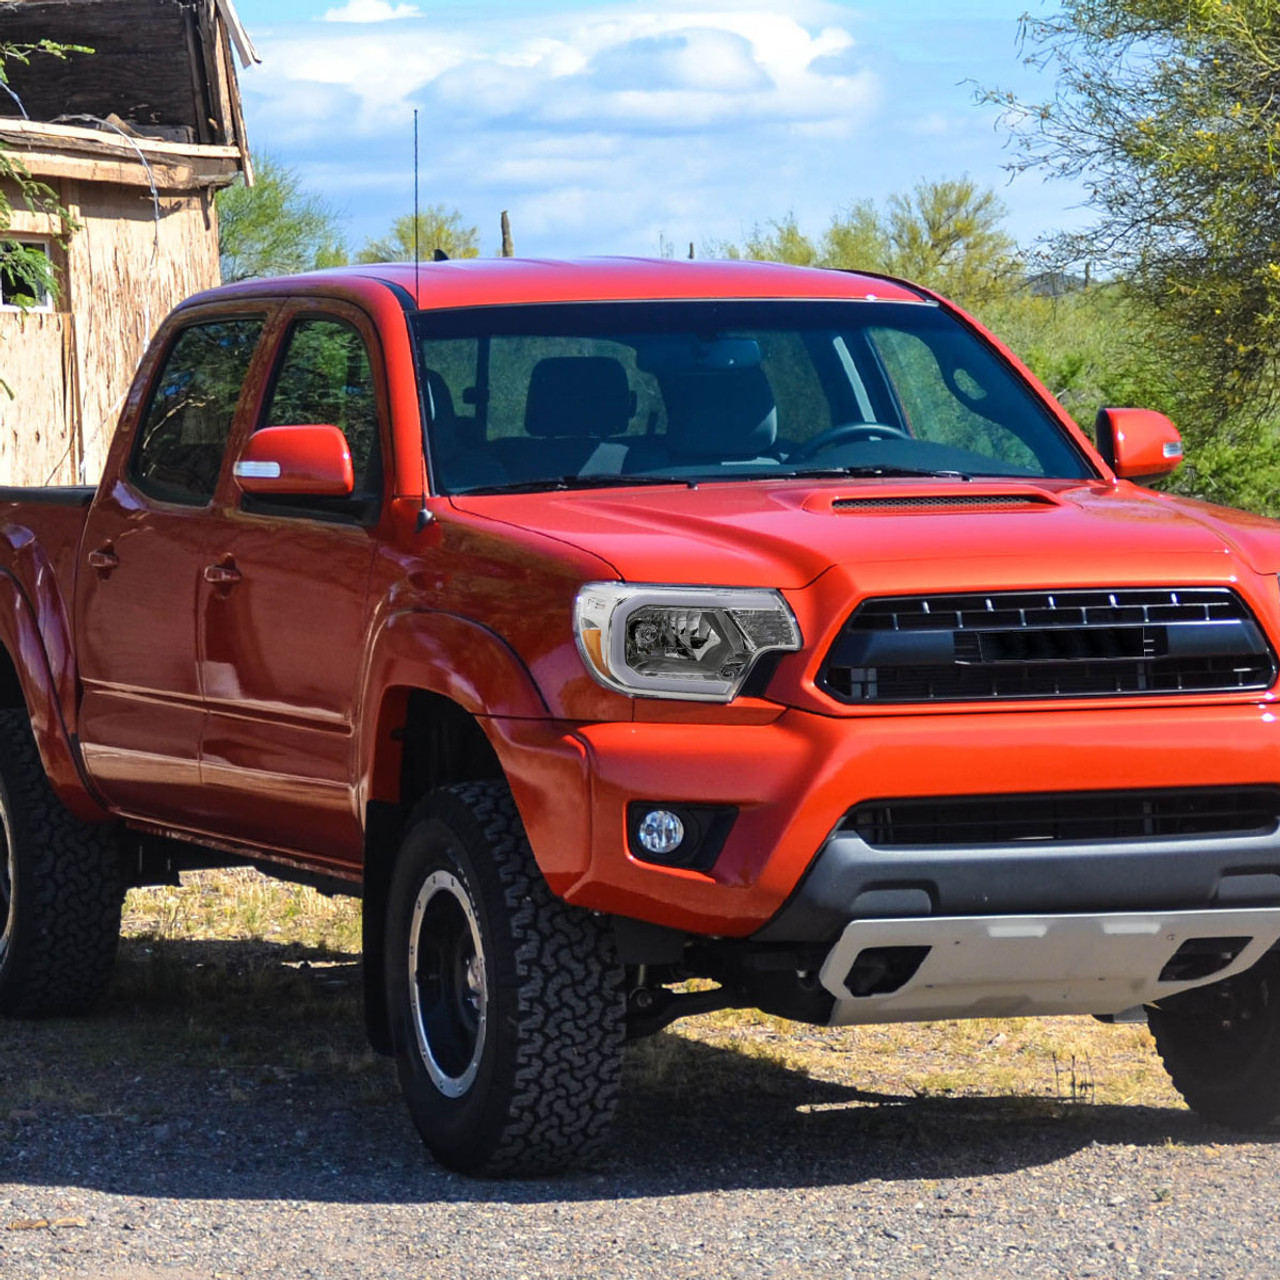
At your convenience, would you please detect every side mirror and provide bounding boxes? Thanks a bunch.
[1095,407,1184,482]
[232,424,354,497]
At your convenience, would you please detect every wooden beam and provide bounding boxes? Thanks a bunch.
[199,0,230,146]
[183,7,215,146]
[215,0,261,66]
[218,12,254,184]
[0,118,242,161]
[9,148,240,192]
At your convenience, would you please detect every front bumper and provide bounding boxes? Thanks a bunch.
[755,818,1280,944]
[543,699,1280,936]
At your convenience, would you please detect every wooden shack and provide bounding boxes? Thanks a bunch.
[0,0,255,484]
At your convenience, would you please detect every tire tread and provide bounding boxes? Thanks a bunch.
[0,708,122,1018]
[397,780,625,1176]
[1149,954,1280,1130]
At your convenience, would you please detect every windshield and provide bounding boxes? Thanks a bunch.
[412,300,1093,495]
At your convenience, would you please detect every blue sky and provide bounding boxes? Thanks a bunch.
[230,0,1086,259]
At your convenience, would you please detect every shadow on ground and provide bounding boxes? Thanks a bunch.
[0,934,1273,1206]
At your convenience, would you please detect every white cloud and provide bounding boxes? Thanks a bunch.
[250,6,874,135]
[321,0,419,23]
[236,1,1076,260]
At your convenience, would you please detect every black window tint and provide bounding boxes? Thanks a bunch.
[263,318,381,501]
[132,319,263,505]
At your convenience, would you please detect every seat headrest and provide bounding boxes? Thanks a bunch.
[663,367,777,459]
[423,368,463,459]
[524,357,635,439]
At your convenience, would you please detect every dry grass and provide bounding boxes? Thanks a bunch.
[103,870,1182,1122]
[123,867,361,952]
[631,1003,1180,1111]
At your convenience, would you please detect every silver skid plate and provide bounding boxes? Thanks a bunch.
[821,908,1280,1026]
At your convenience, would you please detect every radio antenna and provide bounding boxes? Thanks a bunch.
[413,107,420,301]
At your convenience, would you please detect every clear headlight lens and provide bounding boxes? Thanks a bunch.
[574,583,802,702]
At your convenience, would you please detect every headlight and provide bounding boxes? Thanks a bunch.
[574,583,802,702]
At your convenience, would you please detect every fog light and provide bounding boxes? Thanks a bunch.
[637,810,685,857]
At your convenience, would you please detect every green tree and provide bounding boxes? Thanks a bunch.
[357,206,480,263]
[216,156,347,282]
[740,213,821,268]
[720,179,1021,312]
[877,179,1020,307]
[818,200,891,277]
[984,0,1280,431]
[0,40,82,310]
[1,39,84,399]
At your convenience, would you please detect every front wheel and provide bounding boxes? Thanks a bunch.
[1148,951,1280,1129]
[386,781,625,1176]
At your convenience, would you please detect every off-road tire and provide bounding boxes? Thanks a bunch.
[0,709,123,1017]
[386,780,625,1176]
[1149,951,1280,1129]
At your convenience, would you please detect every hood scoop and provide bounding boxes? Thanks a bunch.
[826,491,1059,514]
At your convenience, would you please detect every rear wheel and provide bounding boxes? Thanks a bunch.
[386,780,625,1176]
[0,709,123,1017]
[1148,951,1280,1129]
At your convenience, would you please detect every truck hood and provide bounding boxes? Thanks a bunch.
[451,478,1280,590]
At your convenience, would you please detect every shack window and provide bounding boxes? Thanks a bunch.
[0,240,53,311]
[131,319,264,506]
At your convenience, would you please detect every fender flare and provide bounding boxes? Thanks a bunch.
[0,569,106,822]
[355,607,549,811]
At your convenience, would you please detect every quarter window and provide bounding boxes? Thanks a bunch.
[131,319,263,506]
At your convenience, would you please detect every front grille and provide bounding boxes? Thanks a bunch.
[846,787,1280,848]
[831,494,1055,512]
[820,587,1277,703]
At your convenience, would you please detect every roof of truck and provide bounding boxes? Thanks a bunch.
[208,256,930,311]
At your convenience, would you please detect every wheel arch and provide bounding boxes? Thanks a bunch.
[356,610,598,1056]
[360,684,509,1056]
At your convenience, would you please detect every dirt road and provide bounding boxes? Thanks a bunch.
[1,933,1276,1279]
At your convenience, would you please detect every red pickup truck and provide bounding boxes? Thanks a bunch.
[3,257,1280,1174]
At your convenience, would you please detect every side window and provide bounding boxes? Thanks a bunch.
[260,317,383,511]
[867,327,1039,472]
[131,319,263,506]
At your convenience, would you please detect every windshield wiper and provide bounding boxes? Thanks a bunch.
[460,474,699,496]
[782,465,974,482]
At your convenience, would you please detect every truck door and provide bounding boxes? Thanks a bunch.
[196,306,383,873]
[75,315,267,824]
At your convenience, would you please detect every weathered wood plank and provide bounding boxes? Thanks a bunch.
[4,148,238,191]
[0,310,79,485]
[0,118,242,161]
[0,0,205,133]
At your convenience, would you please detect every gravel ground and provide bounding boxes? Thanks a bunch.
[2,940,1278,1279]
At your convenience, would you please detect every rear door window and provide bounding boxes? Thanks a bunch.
[131,319,264,506]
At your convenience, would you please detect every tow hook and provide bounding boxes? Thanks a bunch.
[625,982,747,1041]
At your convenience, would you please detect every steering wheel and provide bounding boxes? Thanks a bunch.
[788,421,910,462]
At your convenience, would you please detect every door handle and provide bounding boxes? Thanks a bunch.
[87,547,119,572]
[204,562,242,586]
